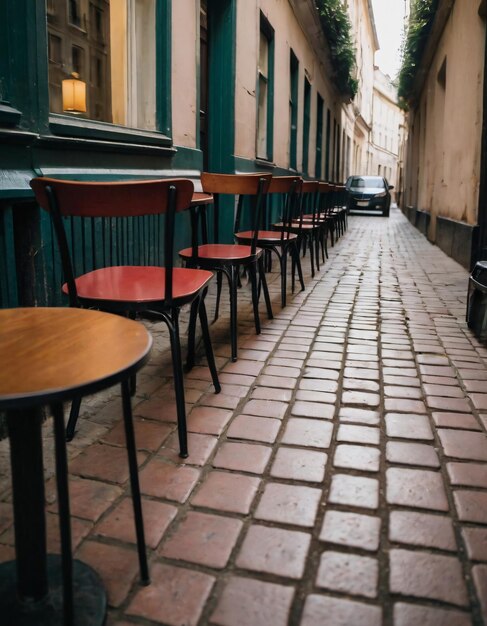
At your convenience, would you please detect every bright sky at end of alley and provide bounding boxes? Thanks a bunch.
[371,0,408,79]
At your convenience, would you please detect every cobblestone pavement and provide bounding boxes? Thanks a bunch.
[1,207,487,625]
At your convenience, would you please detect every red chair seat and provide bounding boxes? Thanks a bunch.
[179,243,261,262]
[235,230,298,243]
[62,266,213,303]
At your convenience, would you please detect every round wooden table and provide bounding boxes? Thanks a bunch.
[0,307,152,625]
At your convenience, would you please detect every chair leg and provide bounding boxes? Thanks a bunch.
[185,297,199,372]
[280,249,288,308]
[291,243,305,292]
[314,231,320,272]
[121,380,150,584]
[213,271,223,324]
[51,402,74,626]
[65,396,81,442]
[198,292,221,393]
[309,234,315,278]
[167,310,189,457]
[324,224,329,259]
[258,257,273,320]
[249,261,261,336]
[229,265,239,362]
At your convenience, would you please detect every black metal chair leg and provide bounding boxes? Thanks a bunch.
[52,402,74,626]
[280,250,288,308]
[121,380,149,584]
[291,243,305,292]
[229,265,239,362]
[309,234,315,277]
[185,297,199,372]
[324,224,329,259]
[258,257,273,320]
[66,397,81,442]
[315,231,320,271]
[129,374,137,397]
[198,293,221,393]
[213,271,223,324]
[249,261,261,336]
[167,311,189,457]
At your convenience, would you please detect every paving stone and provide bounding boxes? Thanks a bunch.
[337,424,380,445]
[384,385,423,399]
[241,399,288,419]
[342,390,380,407]
[472,565,487,622]
[328,474,379,509]
[343,378,380,392]
[76,541,139,607]
[211,577,294,626]
[386,441,439,467]
[423,383,465,398]
[70,444,147,484]
[158,432,218,466]
[187,406,233,435]
[432,412,482,430]
[96,497,176,549]
[471,393,487,410]
[301,595,382,626]
[160,511,242,568]
[299,377,339,392]
[389,510,456,551]
[191,471,260,514]
[213,442,272,474]
[447,462,487,487]
[389,549,468,606]
[271,448,327,482]
[227,415,281,443]
[236,525,310,578]
[255,483,321,527]
[295,389,336,404]
[384,398,427,413]
[386,468,449,511]
[127,562,215,625]
[338,407,380,425]
[257,375,297,389]
[251,386,293,402]
[290,400,335,420]
[393,603,472,626]
[281,418,333,448]
[438,429,487,461]
[102,417,172,451]
[319,510,380,551]
[454,491,487,523]
[462,527,487,561]
[385,413,433,440]
[139,459,200,503]
[334,444,380,472]
[316,551,378,598]
[46,477,122,522]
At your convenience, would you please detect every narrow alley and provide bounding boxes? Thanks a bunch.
[1,208,485,625]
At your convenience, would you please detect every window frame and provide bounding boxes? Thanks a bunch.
[255,12,274,163]
[289,49,299,171]
[302,76,311,175]
[43,0,173,149]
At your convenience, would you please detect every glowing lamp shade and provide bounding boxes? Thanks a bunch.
[62,74,86,113]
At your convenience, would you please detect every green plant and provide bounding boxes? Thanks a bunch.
[316,0,358,98]
[397,0,439,109]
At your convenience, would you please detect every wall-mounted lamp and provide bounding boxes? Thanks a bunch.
[62,72,86,114]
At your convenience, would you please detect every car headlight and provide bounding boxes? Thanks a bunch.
[374,191,387,198]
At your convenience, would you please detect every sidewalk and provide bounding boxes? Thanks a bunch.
[1,207,487,625]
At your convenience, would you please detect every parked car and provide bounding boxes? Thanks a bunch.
[345,175,393,217]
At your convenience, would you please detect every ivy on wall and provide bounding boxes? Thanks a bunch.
[316,0,358,98]
[397,0,439,109]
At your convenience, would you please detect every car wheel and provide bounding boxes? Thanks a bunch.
[382,208,390,217]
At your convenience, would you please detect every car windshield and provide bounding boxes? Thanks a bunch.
[349,176,385,189]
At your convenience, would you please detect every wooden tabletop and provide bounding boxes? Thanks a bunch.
[0,308,152,409]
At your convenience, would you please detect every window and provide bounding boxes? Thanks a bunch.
[48,34,62,64]
[302,77,311,175]
[325,109,331,180]
[289,50,299,170]
[47,0,156,131]
[315,94,323,179]
[256,14,274,161]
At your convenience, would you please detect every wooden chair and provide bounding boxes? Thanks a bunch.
[234,175,305,308]
[179,172,273,362]
[30,177,221,459]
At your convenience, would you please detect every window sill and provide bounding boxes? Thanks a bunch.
[254,158,276,170]
[0,102,22,128]
[49,114,172,147]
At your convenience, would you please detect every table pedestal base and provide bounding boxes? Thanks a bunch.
[0,556,106,626]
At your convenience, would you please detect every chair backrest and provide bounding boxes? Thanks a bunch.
[300,181,320,225]
[30,177,194,306]
[267,176,303,237]
[197,172,272,253]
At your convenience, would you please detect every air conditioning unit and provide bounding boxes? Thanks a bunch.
[467,261,487,343]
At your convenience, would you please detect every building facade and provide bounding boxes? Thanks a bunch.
[402,0,487,268]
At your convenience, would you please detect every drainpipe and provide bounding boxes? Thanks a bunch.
[476,2,487,265]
